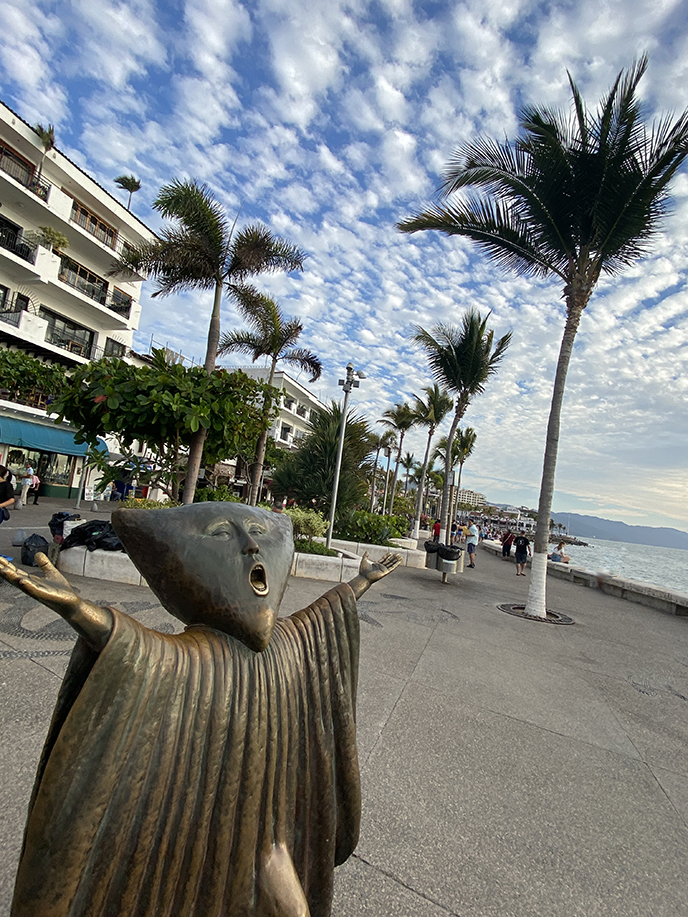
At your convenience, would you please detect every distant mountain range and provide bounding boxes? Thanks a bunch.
[550,513,688,550]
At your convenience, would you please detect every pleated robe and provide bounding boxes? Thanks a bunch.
[11,583,360,917]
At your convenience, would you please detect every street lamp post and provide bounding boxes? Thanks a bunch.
[381,447,392,515]
[326,362,365,549]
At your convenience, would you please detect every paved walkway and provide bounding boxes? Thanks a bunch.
[0,503,687,915]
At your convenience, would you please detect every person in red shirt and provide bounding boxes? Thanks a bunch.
[432,519,441,542]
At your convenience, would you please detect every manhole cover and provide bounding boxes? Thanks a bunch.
[498,604,575,625]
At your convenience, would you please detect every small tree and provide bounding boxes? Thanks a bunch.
[53,351,276,501]
[379,402,416,514]
[114,174,142,210]
[33,123,55,182]
[0,349,67,406]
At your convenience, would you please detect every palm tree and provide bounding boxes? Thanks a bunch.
[114,174,142,210]
[33,123,55,183]
[400,451,415,494]
[399,57,688,616]
[368,429,396,511]
[451,426,477,522]
[413,312,510,541]
[217,290,321,505]
[410,384,453,537]
[116,179,306,503]
[380,402,416,514]
[272,402,372,519]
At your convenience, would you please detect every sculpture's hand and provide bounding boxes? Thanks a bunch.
[349,551,403,599]
[0,553,113,651]
[359,551,403,583]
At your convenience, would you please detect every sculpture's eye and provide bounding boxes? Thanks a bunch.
[210,527,232,539]
[247,525,265,537]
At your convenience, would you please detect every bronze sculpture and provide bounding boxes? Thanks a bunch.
[0,503,402,917]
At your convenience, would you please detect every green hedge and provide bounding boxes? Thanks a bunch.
[335,510,407,546]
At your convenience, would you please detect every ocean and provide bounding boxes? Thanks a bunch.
[559,537,688,596]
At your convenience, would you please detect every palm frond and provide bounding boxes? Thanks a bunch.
[227,225,306,280]
[282,347,323,381]
[153,179,228,260]
[217,329,265,360]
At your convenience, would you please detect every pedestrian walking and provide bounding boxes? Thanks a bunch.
[501,529,514,559]
[465,518,479,568]
[514,533,531,575]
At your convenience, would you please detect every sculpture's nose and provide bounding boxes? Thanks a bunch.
[241,533,260,555]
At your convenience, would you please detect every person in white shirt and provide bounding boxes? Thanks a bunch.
[465,519,479,568]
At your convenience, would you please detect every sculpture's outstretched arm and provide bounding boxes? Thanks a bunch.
[0,553,113,651]
[347,551,402,600]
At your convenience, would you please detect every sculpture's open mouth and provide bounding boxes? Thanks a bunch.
[249,563,269,596]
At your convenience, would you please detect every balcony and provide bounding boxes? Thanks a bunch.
[107,288,132,319]
[0,226,36,264]
[58,264,107,305]
[0,147,50,202]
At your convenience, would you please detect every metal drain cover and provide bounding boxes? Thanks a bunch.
[498,604,575,625]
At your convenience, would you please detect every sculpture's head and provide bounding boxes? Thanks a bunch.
[112,502,294,652]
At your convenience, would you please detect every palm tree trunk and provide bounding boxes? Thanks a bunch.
[369,447,381,511]
[525,301,585,617]
[127,190,133,211]
[249,357,278,506]
[412,429,433,539]
[183,279,224,505]
[440,409,461,542]
[388,434,405,515]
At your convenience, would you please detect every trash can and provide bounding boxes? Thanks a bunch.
[424,540,440,570]
[439,558,459,575]
[438,543,464,574]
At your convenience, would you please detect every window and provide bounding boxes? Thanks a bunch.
[0,285,8,310]
[280,424,292,441]
[104,338,126,357]
[40,307,94,357]
[58,255,108,304]
[70,200,117,249]
[0,143,33,187]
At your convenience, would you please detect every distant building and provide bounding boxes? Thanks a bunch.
[456,488,486,508]
[0,100,154,497]
[230,366,326,451]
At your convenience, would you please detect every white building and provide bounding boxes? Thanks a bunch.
[230,366,326,450]
[0,100,154,498]
[456,488,486,508]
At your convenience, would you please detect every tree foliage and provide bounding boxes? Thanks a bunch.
[0,349,67,405]
[53,350,277,500]
[272,402,372,519]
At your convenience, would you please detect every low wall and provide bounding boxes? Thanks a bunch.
[481,539,688,617]
[57,538,426,587]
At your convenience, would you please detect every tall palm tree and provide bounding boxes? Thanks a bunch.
[114,174,142,210]
[410,383,453,538]
[400,451,415,494]
[451,426,477,522]
[33,123,55,183]
[368,429,396,511]
[380,402,416,514]
[217,290,321,505]
[413,312,510,542]
[399,56,688,616]
[116,179,305,503]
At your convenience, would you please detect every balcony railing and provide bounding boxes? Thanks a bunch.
[0,148,50,202]
[58,267,108,305]
[0,292,40,328]
[0,227,37,264]
[106,290,132,319]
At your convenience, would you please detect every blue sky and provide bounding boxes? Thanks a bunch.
[2,0,688,531]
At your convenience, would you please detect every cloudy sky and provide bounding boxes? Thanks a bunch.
[2,0,687,531]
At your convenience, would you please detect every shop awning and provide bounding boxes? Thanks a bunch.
[0,417,108,457]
